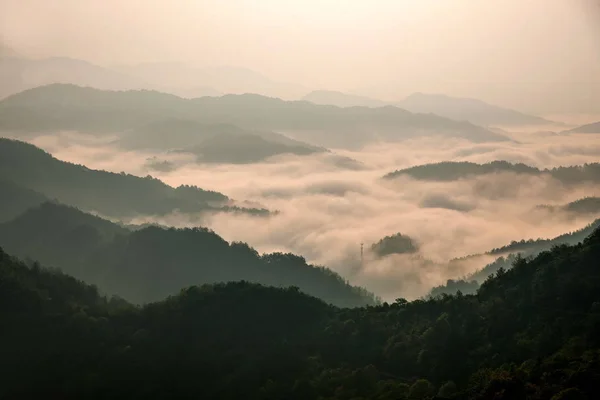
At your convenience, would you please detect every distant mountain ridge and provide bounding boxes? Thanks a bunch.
[0,84,508,149]
[397,92,555,126]
[303,90,555,127]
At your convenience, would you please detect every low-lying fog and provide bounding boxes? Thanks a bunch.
[24,129,600,301]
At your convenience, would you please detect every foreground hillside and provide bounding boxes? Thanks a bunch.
[0,138,267,218]
[0,202,376,307]
[2,226,600,399]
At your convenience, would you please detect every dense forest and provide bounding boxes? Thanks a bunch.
[384,161,600,185]
[0,138,268,218]
[0,84,507,148]
[0,201,376,307]
[2,226,600,399]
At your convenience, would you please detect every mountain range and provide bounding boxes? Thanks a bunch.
[303,90,556,127]
[0,84,508,149]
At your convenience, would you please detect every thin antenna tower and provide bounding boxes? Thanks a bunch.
[360,242,364,265]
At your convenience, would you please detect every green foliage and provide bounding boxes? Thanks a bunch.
[2,220,600,399]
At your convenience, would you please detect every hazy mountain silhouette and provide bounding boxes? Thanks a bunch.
[384,160,600,184]
[183,132,323,164]
[303,90,555,127]
[116,62,307,100]
[0,57,148,100]
[303,90,390,108]
[565,121,600,134]
[118,119,324,163]
[0,84,508,148]
[397,92,555,126]
[0,201,377,307]
[0,138,268,218]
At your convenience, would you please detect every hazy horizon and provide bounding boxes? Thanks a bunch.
[2,0,600,115]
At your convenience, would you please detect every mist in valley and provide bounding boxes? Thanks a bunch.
[15,127,600,301]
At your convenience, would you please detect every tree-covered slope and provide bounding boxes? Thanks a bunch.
[0,138,268,217]
[0,202,376,307]
[2,226,600,399]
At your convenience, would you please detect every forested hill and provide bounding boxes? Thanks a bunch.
[0,138,268,218]
[0,201,376,307]
[384,160,600,184]
[2,226,600,399]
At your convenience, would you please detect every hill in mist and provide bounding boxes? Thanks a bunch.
[370,233,419,257]
[303,90,554,127]
[0,84,508,149]
[397,92,555,127]
[384,160,600,185]
[0,201,377,307]
[0,138,268,218]
[565,121,600,134]
[537,197,600,217]
[119,119,325,163]
[116,62,307,100]
[303,90,390,108]
[0,56,148,100]
[3,225,600,398]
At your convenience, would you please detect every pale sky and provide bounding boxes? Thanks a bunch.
[1,0,599,113]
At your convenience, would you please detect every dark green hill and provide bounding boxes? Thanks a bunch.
[0,84,507,148]
[0,178,48,222]
[384,160,600,185]
[0,138,268,217]
[0,202,376,307]
[2,226,600,398]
